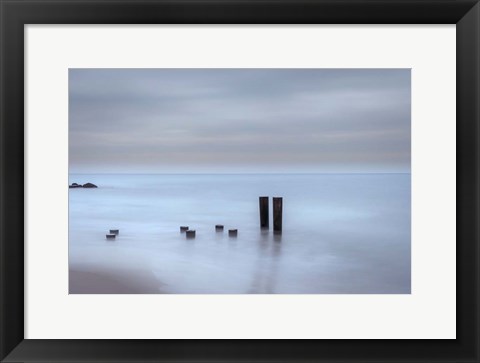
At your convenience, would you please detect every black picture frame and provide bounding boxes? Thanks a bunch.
[1,0,479,362]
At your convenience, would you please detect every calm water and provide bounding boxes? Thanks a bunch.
[68,173,411,294]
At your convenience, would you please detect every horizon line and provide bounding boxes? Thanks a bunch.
[69,172,411,175]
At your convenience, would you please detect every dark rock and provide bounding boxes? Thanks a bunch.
[82,183,98,188]
[69,184,82,188]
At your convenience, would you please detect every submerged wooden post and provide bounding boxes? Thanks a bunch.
[273,197,282,233]
[109,229,119,235]
[186,230,196,239]
[106,234,116,240]
[259,196,269,229]
[180,226,189,232]
[228,229,238,237]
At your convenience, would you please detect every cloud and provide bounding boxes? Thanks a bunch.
[69,68,410,173]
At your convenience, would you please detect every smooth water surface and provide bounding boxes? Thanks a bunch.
[69,173,410,294]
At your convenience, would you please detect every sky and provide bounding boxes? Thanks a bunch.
[69,68,411,174]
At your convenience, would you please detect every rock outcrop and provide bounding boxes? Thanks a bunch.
[69,182,98,188]
[82,183,98,188]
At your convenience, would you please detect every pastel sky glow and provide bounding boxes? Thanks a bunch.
[69,69,411,173]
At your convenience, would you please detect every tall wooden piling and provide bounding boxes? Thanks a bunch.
[273,197,282,233]
[259,196,269,229]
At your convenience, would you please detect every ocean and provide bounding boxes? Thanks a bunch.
[68,173,411,294]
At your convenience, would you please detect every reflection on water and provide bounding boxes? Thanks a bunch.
[69,173,411,294]
[247,230,282,294]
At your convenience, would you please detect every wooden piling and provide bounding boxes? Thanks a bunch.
[273,197,282,233]
[259,196,269,229]
[180,226,189,232]
[109,229,119,235]
[215,225,224,232]
[228,229,238,237]
[106,234,116,240]
[186,230,196,239]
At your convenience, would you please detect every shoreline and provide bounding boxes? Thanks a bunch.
[69,267,165,294]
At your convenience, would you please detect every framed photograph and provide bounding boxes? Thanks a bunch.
[1,0,478,362]
[67,67,412,295]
